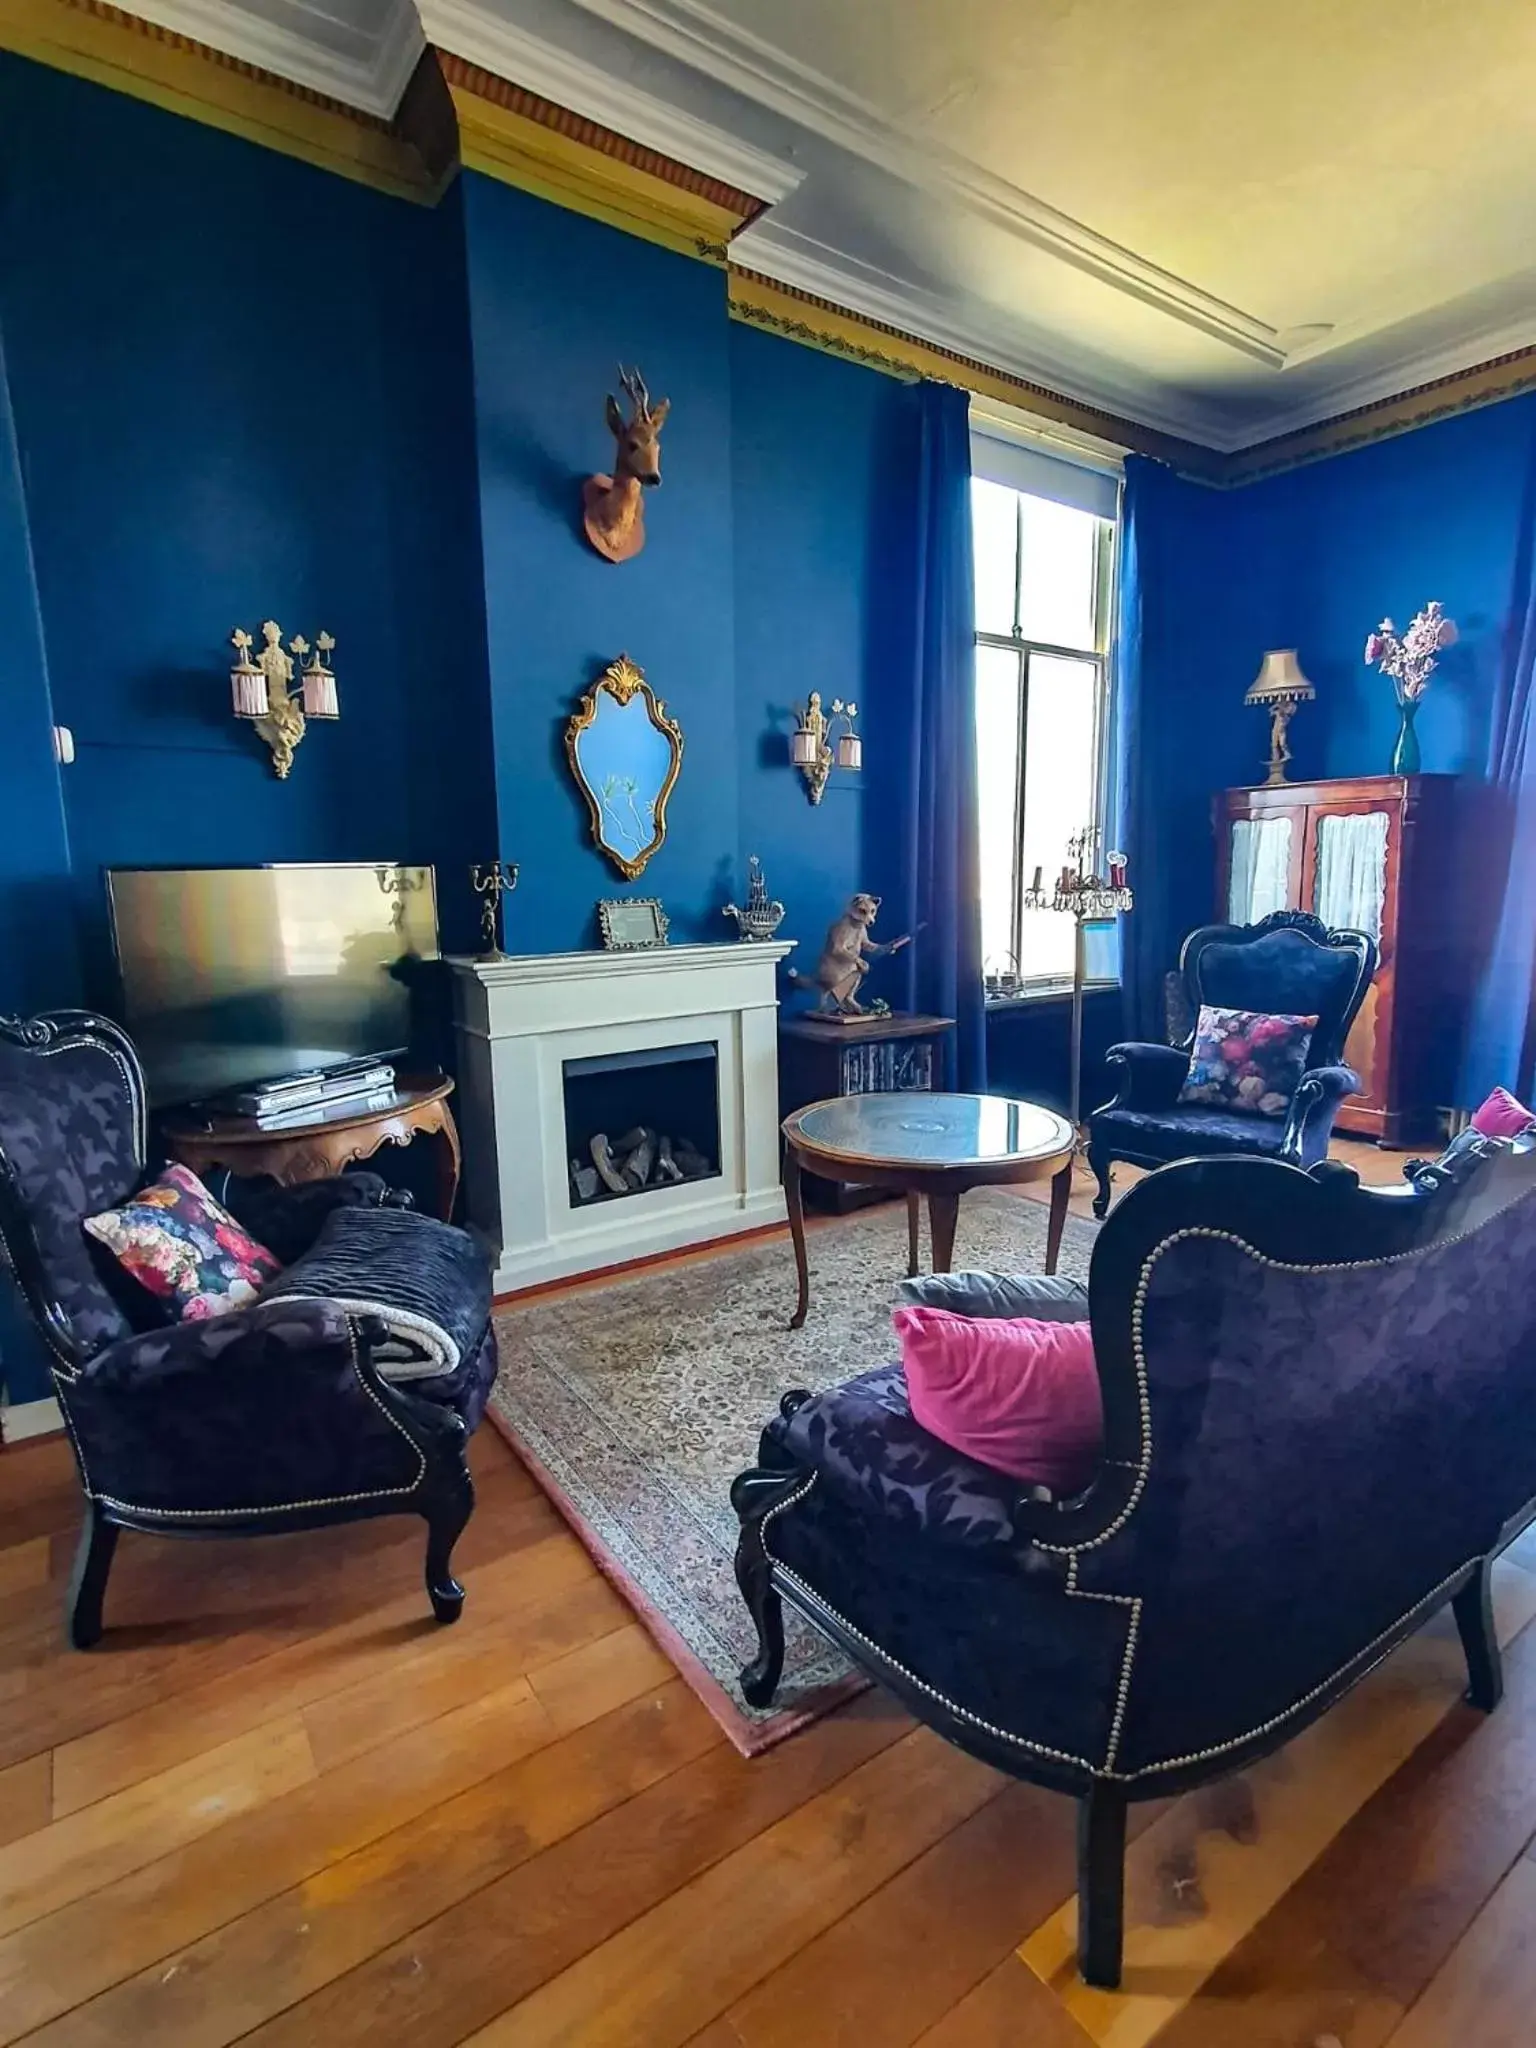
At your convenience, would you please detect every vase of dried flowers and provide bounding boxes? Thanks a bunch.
[1363,601,1457,777]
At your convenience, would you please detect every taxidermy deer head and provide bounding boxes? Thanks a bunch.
[582,365,671,564]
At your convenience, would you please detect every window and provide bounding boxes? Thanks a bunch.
[972,473,1117,991]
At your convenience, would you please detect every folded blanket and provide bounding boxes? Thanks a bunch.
[259,1207,493,1380]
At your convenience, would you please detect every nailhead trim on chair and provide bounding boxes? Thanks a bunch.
[762,1198,1532,1780]
[65,1322,428,1519]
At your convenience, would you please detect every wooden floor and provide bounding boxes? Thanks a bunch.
[4,1139,1534,2047]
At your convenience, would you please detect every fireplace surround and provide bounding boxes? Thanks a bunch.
[450,943,793,1291]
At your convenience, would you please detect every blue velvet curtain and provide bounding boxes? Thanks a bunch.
[885,381,986,1089]
[1460,448,1536,1104]
[1111,456,1155,1040]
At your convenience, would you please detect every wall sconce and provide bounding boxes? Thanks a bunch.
[230,619,339,779]
[790,691,862,805]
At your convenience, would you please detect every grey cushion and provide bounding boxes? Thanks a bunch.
[895,1270,1089,1322]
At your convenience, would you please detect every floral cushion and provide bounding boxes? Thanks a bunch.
[1178,1004,1318,1119]
[83,1165,280,1322]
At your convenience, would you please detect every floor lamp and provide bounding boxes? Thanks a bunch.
[1022,828,1134,1132]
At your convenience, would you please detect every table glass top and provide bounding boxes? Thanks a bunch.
[791,1092,1073,1167]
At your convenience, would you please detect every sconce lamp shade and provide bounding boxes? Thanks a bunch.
[302,669,339,718]
[1245,648,1316,706]
[836,730,862,770]
[790,725,819,767]
[231,663,268,720]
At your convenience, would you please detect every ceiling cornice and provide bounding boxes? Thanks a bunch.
[439,46,761,257]
[0,0,436,194]
[419,0,800,203]
[735,217,1225,450]
[726,265,1219,477]
[109,0,420,115]
[566,0,1289,370]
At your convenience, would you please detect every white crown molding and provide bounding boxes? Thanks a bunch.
[120,0,417,116]
[417,0,802,202]
[1221,311,1536,453]
[969,394,1128,475]
[374,0,428,114]
[569,0,1286,369]
[732,218,1223,448]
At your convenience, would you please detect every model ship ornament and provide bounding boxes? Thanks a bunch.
[722,856,786,942]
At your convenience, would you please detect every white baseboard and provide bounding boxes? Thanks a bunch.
[1,1395,63,1443]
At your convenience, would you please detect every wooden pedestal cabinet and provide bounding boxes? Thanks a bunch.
[1217,775,1460,1143]
[777,1012,956,1212]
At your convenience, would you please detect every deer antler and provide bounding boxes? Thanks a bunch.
[617,363,651,421]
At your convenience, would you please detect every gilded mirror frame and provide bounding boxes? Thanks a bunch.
[565,655,684,882]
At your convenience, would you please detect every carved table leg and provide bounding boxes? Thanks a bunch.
[430,1108,462,1222]
[906,1191,922,1278]
[785,1145,810,1330]
[1046,1157,1073,1276]
[928,1190,961,1274]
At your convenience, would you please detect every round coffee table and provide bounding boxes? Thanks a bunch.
[781,1092,1077,1329]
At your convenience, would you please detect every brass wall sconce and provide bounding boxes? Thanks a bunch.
[230,619,339,779]
[790,692,862,805]
[1244,648,1315,787]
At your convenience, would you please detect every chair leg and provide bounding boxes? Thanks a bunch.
[1077,1779,1128,1989]
[67,1503,119,1650]
[423,1463,475,1624]
[1089,1145,1115,1221]
[730,1469,790,1707]
[1453,1557,1503,1712]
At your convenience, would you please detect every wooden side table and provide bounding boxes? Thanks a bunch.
[778,1011,956,1213]
[162,1078,462,1222]
[781,1093,1076,1329]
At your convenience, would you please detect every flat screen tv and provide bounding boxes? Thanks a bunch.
[106,863,440,1106]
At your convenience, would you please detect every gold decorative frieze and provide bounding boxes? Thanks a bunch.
[0,0,439,200]
[439,52,761,264]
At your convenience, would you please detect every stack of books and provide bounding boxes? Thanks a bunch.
[225,1061,398,1130]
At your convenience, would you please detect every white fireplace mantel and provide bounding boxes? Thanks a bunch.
[450,942,794,1292]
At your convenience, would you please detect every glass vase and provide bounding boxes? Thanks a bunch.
[1391,697,1421,777]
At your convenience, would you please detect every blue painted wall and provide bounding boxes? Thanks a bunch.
[461,172,741,949]
[0,54,495,988]
[1231,394,1536,781]
[0,320,77,1017]
[0,320,78,1407]
[730,321,907,983]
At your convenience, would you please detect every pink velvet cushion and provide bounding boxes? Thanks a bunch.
[1471,1087,1536,1139]
[893,1304,1104,1495]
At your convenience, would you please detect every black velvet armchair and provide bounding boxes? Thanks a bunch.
[1087,909,1377,1217]
[0,1010,499,1647]
[732,1129,1536,1987]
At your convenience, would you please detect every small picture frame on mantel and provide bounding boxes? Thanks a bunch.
[597,898,670,951]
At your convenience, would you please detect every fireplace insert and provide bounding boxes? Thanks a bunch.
[562,1041,721,1206]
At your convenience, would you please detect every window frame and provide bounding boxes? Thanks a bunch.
[974,484,1120,1002]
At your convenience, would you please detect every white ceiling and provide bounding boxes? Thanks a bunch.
[120,0,1536,450]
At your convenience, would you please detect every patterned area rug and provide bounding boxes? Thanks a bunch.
[488,1188,1098,1755]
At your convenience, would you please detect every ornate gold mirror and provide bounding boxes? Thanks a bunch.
[565,656,683,881]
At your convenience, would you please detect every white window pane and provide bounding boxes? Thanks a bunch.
[1017,494,1099,652]
[971,478,1018,637]
[975,645,1022,976]
[1019,654,1099,981]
